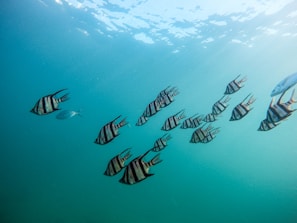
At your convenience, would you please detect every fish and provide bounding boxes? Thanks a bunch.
[180,114,203,129]
[191,114,204,128]
[135,115,149,126]
[143,99,163,117]
[119,149,162,185]
[201,127,220,143]
[203,113,217,122]
[212,95,231,115]
[224,75,247,94]
[104,148,132,176]
[190,124,213,143]
[157,86,179,107]
[56,110,81,120]
[230,94,256,121]
[151,134,172,152]
[30,89,69,115]
[161,109,185,131]
[94,115,128,145]
[258,119,279,131]
[271,72,297,97]
[266,89,296,124]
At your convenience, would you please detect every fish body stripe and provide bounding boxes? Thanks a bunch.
[152,139,166,152]
[159,93,174,107]
[190,128,207,143]
[144,100,161,117]
[201,132,216,143]
[266,105,291,123]
[96,123,118,145]
[136,115,148,126]
[204,113,217,122]
[33,96,59,115]
[258,119,278,131]
[162,116,179,131]
[181,118,193,129]
[120,158,149,185]
[230,104,249,120]
[105,155,125,176]
[225,81,241,94]
[191,117,202,127]
[212,101,227,115]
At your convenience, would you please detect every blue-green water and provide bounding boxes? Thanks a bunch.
[1,0,297,222]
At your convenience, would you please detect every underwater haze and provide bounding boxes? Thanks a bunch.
[1,0,297,222]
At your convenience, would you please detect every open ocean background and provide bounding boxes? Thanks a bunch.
[1,0,297,222]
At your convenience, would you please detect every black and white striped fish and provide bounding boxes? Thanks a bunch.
[161,109,185,131]
[258,119,279,131]
[136,115,149,126]
[157,86,179,107]
[203,113,217,122]
[201,128,220,143]
[104,148,132,176]
[151,134,172,152]
[266,89,296,124]
[181,114,203,129]
[119,149,162,185]
[190,124,213,143]
[212,95,231,115]
[230,94,256,121]
[224,75,247,94]
[30,89,69,115]
[94,115,127,145]
[143,99,163,117]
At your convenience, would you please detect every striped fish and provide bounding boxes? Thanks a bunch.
[258,119,279,131]
[119,149,162,185]
[224,75,247,94]
[151,134,172,152]
[30,89,69,115]
[104,148,132,176]
[266,89,296,124]
[190,124,213,143]
[94,115,127,145]
[180,114,203,129]
[212,95,231,115]
[230,94,256,121]
[143,99,163,117]
[136,115,149,126]
[161,109,185,131]
[157,86,179,107]
[201,128,220,143]
[203,113,217,122]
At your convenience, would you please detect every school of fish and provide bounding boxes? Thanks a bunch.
[30,73,297,185]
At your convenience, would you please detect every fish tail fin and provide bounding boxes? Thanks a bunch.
[59,93,70,102]
[150,153,162,166]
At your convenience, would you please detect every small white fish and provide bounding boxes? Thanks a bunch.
[56,110,81,120]
[271,72,297,97]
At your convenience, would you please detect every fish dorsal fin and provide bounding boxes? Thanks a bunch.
[52,88,67,96]
[175,109,185,117]
[277,90,287,105]
[233,74,241,82]
[139,149,151,160]
[241,93,252,104]
[120,148,131,156]
[111,115,122,123]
